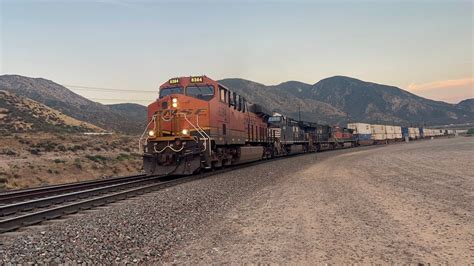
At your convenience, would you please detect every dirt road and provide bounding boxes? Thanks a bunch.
[174,137,473,264]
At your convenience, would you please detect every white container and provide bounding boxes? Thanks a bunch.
[394,126,402,134]
[347,123,371,134]
[371,133,386,140]
[386,126,395,134]
[371,124,386,134]
[408,127,417,138]
[386,133,396,140]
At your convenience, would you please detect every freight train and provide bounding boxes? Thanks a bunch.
[140,75,455,175]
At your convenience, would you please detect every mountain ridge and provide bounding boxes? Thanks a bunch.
[0,75,146,134]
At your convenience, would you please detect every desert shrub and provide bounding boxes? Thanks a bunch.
[73,158,82,169]
[69,144,86,152]
[53,159,66,164]
[29,148,40,155]
[57,144,67,152]
[19,139,31,145]
[33,140,58,152]
[0,149,17,156]
[116,153,131,161]
[86,154,107,163]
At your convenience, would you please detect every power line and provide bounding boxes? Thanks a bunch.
[88,97,153,102]
[63,84,157,93]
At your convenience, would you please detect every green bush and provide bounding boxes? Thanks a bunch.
[467,128,474,135]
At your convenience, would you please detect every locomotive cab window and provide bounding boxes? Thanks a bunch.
[219,86,227,103]
[159,86,183,99]
[186,85,214,101]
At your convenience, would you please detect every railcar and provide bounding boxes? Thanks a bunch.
[140,75,455,176]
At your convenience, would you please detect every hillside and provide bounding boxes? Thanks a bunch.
[221,76,474,126]
[0,75,146,134]
[219,79,346,124]
[457,98,474,112]
[107,103,147,126]
[0,90,102,134]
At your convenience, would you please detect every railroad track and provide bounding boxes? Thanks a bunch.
[0,146,376,233]
[0,173,149,204]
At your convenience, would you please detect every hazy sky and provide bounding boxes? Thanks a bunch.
[1,0,473,104]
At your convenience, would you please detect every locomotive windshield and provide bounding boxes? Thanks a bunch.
[159,86,183,99]
[268,116,282,122]
[186,85,214,101]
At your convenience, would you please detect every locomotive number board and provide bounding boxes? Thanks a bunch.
[190,76,203,83]
[169,78,180,85]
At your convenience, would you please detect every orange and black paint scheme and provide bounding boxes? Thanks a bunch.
[141,76,270,175]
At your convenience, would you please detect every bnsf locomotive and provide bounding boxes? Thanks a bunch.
[140,75,355,175]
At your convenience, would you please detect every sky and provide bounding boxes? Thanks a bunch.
[1,0,473,104]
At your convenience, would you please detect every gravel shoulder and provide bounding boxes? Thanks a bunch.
[0,137,472,264]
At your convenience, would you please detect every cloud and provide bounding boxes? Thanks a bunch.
[406,78,474,103]
[407,78,473,92]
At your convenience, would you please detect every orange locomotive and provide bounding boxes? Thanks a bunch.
[141,76,271,175]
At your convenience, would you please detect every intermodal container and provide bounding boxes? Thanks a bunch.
[408,127,417,139]
[386,126,395,134]
[347,123,371,134]
[370,124,386,134]
[394,126,402,139]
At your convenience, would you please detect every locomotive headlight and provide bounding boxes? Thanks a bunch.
[181,129,189,135]
[148,130,155,137]
[171,98,178,108]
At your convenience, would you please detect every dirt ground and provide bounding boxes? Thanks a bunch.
[0,133,142,189]
[174,137,473,264]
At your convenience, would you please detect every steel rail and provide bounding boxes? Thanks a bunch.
[0,146,379,233]
[0,170,221,233]
[0,175,162,216]
[0,174,148,204]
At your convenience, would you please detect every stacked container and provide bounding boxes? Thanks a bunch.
[371,124,386,142]
[348,123,372,145]
[385,125,396,140]
[408,127,417,139]
[394,126,402,140]
[424,128,431,137]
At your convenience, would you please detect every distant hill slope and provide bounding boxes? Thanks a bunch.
[0,75,146,134]
[107,103,147,126]
[219,79,346,124]
[457,98,474,112]
[220,76,474,126]
[0,90,102,134]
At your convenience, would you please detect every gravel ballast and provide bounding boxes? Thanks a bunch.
[1,137,472,264]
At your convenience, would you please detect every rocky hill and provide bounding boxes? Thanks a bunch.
[457,98,474,112]
[107,103,147,126]
[0,90,101,134]
[221,76,474,126]
[0,75,146,134]
[219,79,346,124]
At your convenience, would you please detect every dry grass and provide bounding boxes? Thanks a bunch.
[0,133,142,190]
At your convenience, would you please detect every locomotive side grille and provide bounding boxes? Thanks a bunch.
[269,128,281,138]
